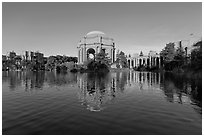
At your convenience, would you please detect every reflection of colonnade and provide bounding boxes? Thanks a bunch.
[127,71,161,87]
[127,51,161,69]
[76,71,162,108]
[77,31,116,64]
[77,72,162,102]
[76,71,196,111]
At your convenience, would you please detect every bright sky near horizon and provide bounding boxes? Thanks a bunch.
[2,2,202,57]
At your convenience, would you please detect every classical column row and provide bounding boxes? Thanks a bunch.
[150,57,160,67]
[127,56,161,68]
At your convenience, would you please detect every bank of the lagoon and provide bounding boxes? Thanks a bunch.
[2,70,201,135]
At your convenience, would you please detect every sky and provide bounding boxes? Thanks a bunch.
[2,2,202,57]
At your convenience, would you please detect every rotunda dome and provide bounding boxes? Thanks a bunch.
[86,31,106,36]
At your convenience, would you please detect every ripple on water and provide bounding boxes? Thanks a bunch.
[2,71,202,135]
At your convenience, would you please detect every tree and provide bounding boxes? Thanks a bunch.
[116,51,128,68]
[191,41,202,70]
[174,45,185,67]
[95,50,111,66]
[86,50,110,72]
[160,42,176,63]
[160,42,176,71]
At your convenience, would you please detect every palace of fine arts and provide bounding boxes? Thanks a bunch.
[2,2,202,135]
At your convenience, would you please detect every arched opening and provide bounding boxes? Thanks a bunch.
[131,60,134,68]
[87,48,95,60]
[152,57,155,66]
[147,58,150,67]
[139,59,142,67]
[143,59,145,65]
[160,56,164,67]
[128,60,130,68]
[156,57,160,67]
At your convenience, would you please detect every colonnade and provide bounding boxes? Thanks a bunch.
[127,55,161,69]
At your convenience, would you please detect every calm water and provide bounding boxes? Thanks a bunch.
[2,70,202,135]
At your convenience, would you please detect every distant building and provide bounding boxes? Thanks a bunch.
[25,51,29,61]
[30,51,34,61]
[127,50,161,69]
[23,51,44,63]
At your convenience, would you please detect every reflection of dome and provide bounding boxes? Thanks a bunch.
[87,105,102,112]
[86,31,106,36]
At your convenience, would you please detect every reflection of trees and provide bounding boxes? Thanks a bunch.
[3,71,45,91]
[9,71,22,90]
[126,71,201,114]
[30,71,45,90]
[161,72,202,108]
[3,71,77,91]
[46,71,77,86]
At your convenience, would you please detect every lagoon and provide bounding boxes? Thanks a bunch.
[2,70,202,135]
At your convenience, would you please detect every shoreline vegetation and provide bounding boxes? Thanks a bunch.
[2,41,202,79]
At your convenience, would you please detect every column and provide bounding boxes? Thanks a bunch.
[131,59,133,69]
[137,58,139,67]
[151,57,153,66]
[132,59,134,68]
[128,59,130,68]
[83,45,86,62]
[129,58,131,68]
[149,57,151,68]
[81,48,83,63]
[78,49,80,64]
[145,58,147,66]
[135,59,137,67]
[110,48,113,63]
[152,57,154,67]
[152,57,154,66]
[113,48,115,62]
[95,46,98,54]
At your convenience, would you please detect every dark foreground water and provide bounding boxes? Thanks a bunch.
[2,70,202,135]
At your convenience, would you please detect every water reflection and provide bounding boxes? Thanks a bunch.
[2,71,77,91]
[77,71,201,112]
[160,72,202,115]
[2,70,201,113]
[77,72,120,111]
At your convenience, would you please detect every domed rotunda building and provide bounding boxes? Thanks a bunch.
[77,31,116,64]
